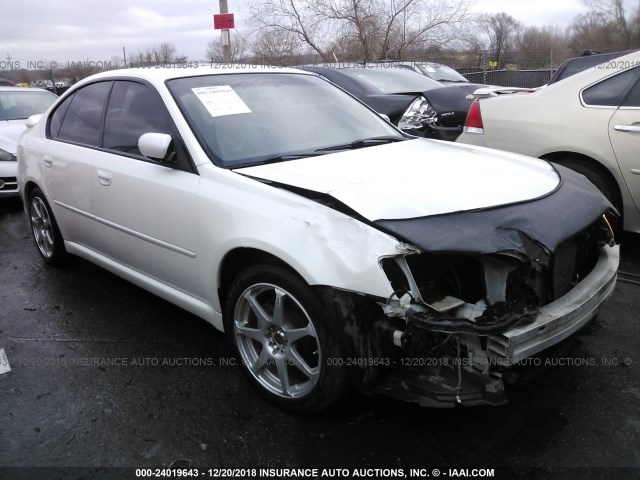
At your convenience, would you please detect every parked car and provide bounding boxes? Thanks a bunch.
[457,49,640,233]
[547,49,639,86]
[18,66,619,412]
[300,64,485,141]
[0,87,57,197]
[362,60,470,84]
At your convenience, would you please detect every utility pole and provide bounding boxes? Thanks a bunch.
[220,0,231,63]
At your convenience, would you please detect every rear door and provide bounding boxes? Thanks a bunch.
[608,68,640,215]
[39,81,112,247]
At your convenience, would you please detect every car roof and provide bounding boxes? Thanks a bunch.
[548,48,640,85]
[75,65,307,87]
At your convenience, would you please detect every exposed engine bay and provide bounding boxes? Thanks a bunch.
[332,165,619,407]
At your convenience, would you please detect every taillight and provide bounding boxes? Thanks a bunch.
[398,96,438,130]
[463,101,483,134]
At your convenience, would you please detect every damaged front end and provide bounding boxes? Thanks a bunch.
[354,166,619,407]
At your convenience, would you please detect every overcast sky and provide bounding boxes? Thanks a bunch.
[1,0,590,66]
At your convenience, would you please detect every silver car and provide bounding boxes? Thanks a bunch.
[0,86,57,197]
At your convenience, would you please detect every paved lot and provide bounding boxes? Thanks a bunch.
[1,196,639,480]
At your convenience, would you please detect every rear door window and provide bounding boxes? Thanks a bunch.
[582,68,640,107]
[57,82,112,146]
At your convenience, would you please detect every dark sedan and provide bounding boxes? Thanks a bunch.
[300,64,485,141]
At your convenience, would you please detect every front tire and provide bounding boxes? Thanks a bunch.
[224,264,349,413]
[28,187,67,266]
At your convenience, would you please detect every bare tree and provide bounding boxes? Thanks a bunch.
[207,32,249,62]
[129,43,184,67]
[250,0,331,61]
[314,0,383,61]
[580,0,640,48]
[570,10,617,51]
[516,25,569,68]
[156,43,177,63]
[251,29,302,65]
[250,0,474,61]
[457,32,489,68]
[482,12,522,68]
[380,0,474,60]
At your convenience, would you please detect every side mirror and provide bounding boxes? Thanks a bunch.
[25,114,43,128]
[138,133,174,163]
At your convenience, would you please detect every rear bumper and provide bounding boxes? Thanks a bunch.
[487,244,619,365]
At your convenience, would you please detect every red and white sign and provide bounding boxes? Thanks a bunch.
[213,13,234,30]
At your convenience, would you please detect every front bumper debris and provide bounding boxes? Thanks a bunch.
[487,244,618,365]
[367,244,618,408]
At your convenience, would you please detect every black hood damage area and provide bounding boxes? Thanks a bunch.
[374,164,617,263]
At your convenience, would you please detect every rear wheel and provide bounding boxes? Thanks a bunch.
[224,264,349,413]
[29,188,67,266]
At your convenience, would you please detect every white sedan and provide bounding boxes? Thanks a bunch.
[457,50,640,233]
[0,86,57,197]
[18,66,619,412]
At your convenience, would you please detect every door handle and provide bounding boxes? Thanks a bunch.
[97,170,112,186]
[43,155,53,167]
[614,124,640,133]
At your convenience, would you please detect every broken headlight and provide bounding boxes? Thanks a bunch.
[398,96,438,130]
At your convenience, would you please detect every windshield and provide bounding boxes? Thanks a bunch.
[418,63,468,83]
[0,90,57,121]
[167,73,405,168]
[339,68,443,93]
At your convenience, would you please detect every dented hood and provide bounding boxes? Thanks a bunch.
[234,138,560,221]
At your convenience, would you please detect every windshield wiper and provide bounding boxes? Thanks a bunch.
[251,151,328,166]
[315,136,405,152]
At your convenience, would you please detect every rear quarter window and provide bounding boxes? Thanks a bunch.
[581,67,640,107]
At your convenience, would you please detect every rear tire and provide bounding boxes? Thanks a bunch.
[28,187,67,266]
[224,264,350,413]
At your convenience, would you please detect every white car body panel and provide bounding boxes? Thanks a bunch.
[22,126,101,245]
[0,119,28,152]
[457,50,640,233]
[19,110,404,331]
[609,108,640,215]
[236,138,560,221]
[0,119,33,196]
[1,87,56,197]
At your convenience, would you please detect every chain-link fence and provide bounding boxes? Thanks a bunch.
[461,69,553,87]
[424,49,582,88]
